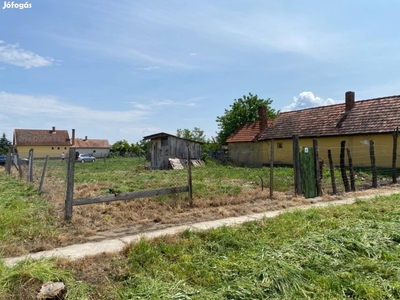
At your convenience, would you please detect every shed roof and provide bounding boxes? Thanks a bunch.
[143,132,203,144]
[258,95,400,140]
[14,128,70,146]
[72,138,110,148]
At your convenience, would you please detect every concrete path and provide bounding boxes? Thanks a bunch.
[3,191,399,267]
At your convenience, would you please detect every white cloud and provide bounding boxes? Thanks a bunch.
[0,40,54,68]
[282,91,337,111]
[0,91,150,123]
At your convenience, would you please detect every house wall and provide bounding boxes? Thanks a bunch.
[16,145,70,158]
[150,136,202,170]
[75,148,110,158]
[228,142,267,167]
[230,133,399,168]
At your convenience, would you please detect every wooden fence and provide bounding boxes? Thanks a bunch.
[64,147,193,221]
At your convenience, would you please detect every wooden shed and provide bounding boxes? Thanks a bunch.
[143,132,202,170]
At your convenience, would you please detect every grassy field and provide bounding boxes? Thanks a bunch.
[1,193,400,299]
[1,157,399,298]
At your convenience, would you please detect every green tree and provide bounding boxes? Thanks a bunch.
[216,93,279,144]
[0,133,11,155]
[111,140,130,155]
[176,127,206,143]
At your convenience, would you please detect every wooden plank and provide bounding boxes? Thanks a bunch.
[73,186,189,206]
[169,158,185,169]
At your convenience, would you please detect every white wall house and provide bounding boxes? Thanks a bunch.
[72,136,110,158]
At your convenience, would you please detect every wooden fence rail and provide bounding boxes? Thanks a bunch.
[73,186,189,206]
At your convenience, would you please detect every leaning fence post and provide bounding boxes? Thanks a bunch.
[39,155,49,192]
[187,145,193,207]
[15,152,23,179]
[346,148,356,192]
[292,135,301,195]
[313,139,322,196]
[340,141,350,192]
[27,148,34,183]
[65,147,76,221]
[270,139,274,199]
[392,128,398,184]
[328,149,337,194]
[370,140,377,188]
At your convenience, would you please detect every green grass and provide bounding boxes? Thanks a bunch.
[33,157,297,196]
[0,172,60,256]
[2,193,400,298]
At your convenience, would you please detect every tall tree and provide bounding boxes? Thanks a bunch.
[216,93,279,144]
[176,127,206,143]
[0,133,11,155]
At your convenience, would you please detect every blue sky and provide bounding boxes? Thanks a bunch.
[1,0,400,144]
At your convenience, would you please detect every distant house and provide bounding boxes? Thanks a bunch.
[143,132,202,170]
[227,92,400,168]
[13,126,71,158]
[225,106,273,167]
[72,136,110,158]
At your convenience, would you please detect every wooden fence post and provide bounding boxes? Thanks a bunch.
[65,147,76,221]
[346,148,356,192]
[27,149,34,183]
[370,140,377,188]
[392,128,398,184]
[15,152,23,179]
[5,148,11,174]
[340,141,350,192]
[313,139,322,196]
[328,149,337,194]
[39,155,49,192]
[187,145,193,207]
[292,135,301,195]
[270,139,274,199]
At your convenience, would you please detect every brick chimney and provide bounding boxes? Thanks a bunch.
[84,136,88,141]
[345,91,355,111]
[258,106,268,132]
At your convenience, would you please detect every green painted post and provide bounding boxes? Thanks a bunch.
[300,147,316,198]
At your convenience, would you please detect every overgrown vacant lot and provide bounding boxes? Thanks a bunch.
[1,193,400,299]
[0,157,398,257]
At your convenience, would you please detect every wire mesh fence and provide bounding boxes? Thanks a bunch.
[4,136,399,221]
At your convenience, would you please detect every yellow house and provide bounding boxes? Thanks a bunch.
[13,126,71,158]
[227,92,400,168]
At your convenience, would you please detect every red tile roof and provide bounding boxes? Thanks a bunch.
[72,138,110,148]
[14,129,70,146]
[226,120,274,143]
[258,95,400,140]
